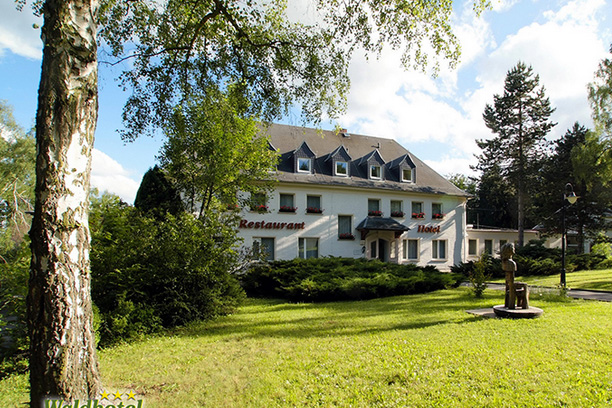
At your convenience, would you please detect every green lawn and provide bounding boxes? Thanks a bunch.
[2,287,612,407]
[492,268,612,291]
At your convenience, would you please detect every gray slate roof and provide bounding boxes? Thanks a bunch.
[262,123,469,197]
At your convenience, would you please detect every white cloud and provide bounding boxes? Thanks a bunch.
[0,3,42,59]
[339,0,611,179]
[91,149,140,204]
[424,156,479,178]
[480,0,608,134]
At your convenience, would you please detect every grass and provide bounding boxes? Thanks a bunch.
[492,268,612,291]
[2,287,612,407]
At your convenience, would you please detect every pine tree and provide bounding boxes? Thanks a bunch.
[134,166,184,216]
[477,62,556,246]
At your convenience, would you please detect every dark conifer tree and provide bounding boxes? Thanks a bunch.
[134,166,184,215]
[477,62,556,246]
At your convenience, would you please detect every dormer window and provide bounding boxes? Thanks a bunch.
[370,165,381,179]
[297,158,311,173]
[335,161,348,176]
[402,167,414,182]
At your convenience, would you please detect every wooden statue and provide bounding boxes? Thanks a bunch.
[501,243,517,309]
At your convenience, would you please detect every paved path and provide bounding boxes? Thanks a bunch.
[479,282,612,302]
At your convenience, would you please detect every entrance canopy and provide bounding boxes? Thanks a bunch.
[356,217,410,240]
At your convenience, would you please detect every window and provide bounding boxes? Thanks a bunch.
[250,192,267,212]
[370,164,381,179]
[335,161,348,176]
[411,202,424,218]
[370,240,377,259]
[253,238,275,261]
[468,239,478,256]
[338,215,353,239]
[484,239,493,255]
[297,157,311,173]
[391,200,403,217]
[432,240,447,260]
[403,239,419,260]
[432,203,443,219]
[279,193,296,212]
[306,195,322,213]
[402,168,413,182]
[368,199,381,216]
[299,238,319,259]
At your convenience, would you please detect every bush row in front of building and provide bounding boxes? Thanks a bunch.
[241,258,461,302]
[451,239,612,279]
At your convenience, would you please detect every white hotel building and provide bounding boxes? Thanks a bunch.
[237,124,475,271]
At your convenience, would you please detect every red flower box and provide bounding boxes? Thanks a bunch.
[251,204,268,213]
[306,207,324,214]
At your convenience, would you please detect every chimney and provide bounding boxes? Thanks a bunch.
[340,128,350,138]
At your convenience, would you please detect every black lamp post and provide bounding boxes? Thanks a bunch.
[561,183,578,288]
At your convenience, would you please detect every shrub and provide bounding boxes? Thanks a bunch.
[90,194,245,346]
[451,257,502,279]
[241,258,457,302]
[568,253,606,271]
[0,241,29,379]
[468,255,490,298]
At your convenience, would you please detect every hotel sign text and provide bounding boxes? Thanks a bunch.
[417,225,441,233]
[239,220,305,230]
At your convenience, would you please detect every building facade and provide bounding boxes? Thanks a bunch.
[237,124,471,271]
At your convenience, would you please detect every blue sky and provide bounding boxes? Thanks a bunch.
[1,0,611,203]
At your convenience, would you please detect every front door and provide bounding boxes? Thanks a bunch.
[377,239,388,262]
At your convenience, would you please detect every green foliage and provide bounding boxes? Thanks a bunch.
[588,44,612,135]
[134,165,183,215]
[515,239,559,260]
[451,257,503,279]
[0,240,30,379]
[476,63,555,237]
[98,0,488,141]
[90,192,245,346]
[0,100,35,252]
[591,240,612,259]
[242,258,458,302]
[159,88,278,217]
[468,255,490,298]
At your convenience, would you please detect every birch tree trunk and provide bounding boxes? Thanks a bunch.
[27,0,101,406]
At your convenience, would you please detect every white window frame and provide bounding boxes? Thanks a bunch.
[335,161,348,176]
[468,239,478,256]
[402,167,413,183]
[403,239,419,261]
[390,200,403,213]
[338,215,353,238]
[306,195,322,212]
[432,240,447,260]
[370,164,381,179]
[298,238,319,259]
[484,239,493,255]
[253,237,275,261]
[297,157,311,173]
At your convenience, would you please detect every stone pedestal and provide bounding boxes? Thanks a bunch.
[493,305,543,319]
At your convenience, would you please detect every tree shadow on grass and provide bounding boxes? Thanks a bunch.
[173,288,507,341]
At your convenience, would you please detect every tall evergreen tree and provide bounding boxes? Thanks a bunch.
[477,62,556,246]
[134,166,184,216]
